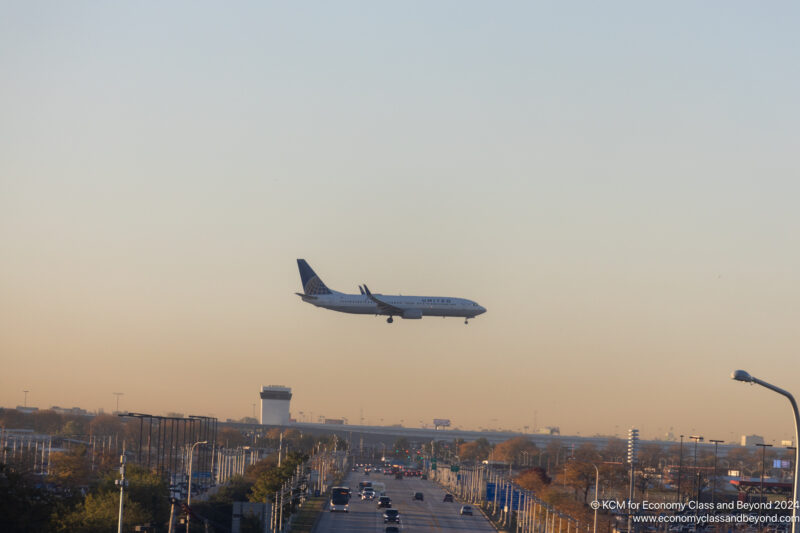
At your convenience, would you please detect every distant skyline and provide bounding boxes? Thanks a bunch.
[2,395,795,448]
[2,2,799,446]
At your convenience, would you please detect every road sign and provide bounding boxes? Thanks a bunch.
[450,465,460,472]
[485,483,524,510]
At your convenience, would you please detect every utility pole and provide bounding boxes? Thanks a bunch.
[23,390,29,408]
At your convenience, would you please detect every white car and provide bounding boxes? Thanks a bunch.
[361,488,376,500]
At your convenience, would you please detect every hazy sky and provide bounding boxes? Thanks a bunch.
[2,2,799,443]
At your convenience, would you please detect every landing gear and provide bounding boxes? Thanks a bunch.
[387,316,394,324]
[464,319,469,325]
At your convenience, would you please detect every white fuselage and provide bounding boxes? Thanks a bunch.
[301,291,485,319]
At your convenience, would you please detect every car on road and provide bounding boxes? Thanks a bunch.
[413,492,424,501]
[377,496,392,508]
[394,473,403,480]
[460,505,473,516]
[443,493,454,502]
[383,509,400,523]
[361,488,376,500]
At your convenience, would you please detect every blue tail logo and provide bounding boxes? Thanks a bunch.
[297,259,332,295]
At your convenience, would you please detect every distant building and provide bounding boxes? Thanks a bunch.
[51,406,89,416]
[537,426,561,435]
[260,386,292,426]
[324,418,345,425]
[781,440,794,447]
[741,435,765,446]
[15,406,38,414]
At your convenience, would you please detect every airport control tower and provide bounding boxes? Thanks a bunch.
[260,385,292,425]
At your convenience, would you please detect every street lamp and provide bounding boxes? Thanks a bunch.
[677,435,684,503]
[186,440,207,533]
[755,443,773,519]
[732,370,800,533]
[113,392,124,414]
[709,439,724,512]
[591,463,600,533]
[688,436,702,515]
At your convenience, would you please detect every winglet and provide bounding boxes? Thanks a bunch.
[358,286,365,295]
[362,284,372,296]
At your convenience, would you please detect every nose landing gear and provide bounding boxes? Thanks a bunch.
[387,316,394,324]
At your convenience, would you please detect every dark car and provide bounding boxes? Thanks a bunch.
[383,509,400,523]
[377,496,392,508]
[460,505,473,516]
[443,493,454,502]
[395,473,403,480]
[413,492,424,501]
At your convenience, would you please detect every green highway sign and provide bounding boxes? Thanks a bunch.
[450,465,460,472]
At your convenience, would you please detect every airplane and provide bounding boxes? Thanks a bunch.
[295,259,487,324]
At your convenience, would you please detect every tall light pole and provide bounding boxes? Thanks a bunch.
[755,442,773,519]
[688,435,703,509]
[627,428,639,533]
[591,462,600,533]
[709,439,724,512]
[732,370,800,533]
[677,435,684,503]
[186,440,207,533]
[113,392,124,414]
[23,390,29,408]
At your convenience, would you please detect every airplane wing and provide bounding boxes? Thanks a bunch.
[362,285,404,315]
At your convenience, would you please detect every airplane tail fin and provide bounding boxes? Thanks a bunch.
[297,259,333,295]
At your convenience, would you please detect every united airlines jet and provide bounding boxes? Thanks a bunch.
[295,259,487,324]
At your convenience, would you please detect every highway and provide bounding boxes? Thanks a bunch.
[313,470,496,533]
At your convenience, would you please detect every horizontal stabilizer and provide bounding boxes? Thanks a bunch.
[295,292,318,300]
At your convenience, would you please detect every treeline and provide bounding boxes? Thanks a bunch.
[453,435,793,476]
[434,435,795,532]
[1,421,337,533]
